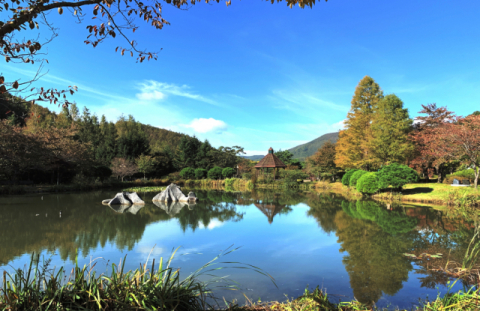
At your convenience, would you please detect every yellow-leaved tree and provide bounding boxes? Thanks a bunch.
[335,76,383,170]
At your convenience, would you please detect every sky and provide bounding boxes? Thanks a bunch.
[2,0,480,155]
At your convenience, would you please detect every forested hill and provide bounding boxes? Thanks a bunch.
[139,124,187,152]
[287,132,339,161]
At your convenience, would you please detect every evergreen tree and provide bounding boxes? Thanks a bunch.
[116,115,150,160]
[196,139,214,169]
[367,94,414,167]
[335,76,384,170]
[95,115,118,165]
[176,136,202,169]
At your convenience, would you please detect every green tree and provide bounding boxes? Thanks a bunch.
[306,140,339,181]
[367,94,414,167]
[335,76,384,170]
[179,167,195,179]
[136,154,157,179]
[377,163,419,190]
[222,167,236,178]
[176,136,202,169]
[275,150,294,165]
[95,116,118,165]
[196,140,215,169]
[208,166,223,179]
[116,115,150,161]
[194,168,207,179]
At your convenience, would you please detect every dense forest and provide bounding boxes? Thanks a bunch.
[0,92,248,184]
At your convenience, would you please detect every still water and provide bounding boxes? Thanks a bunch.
[0,189,474,309]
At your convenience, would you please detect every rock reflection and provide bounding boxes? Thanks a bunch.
[153,201,189,217]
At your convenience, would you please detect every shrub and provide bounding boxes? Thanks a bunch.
[208,166,223,179]
[377,163,419,190]
[222,167,236,178]
[180,167,195,179]
[356,172,379,194]
[349,170,368,187]
[443,168,475,184]
[194,168,207,179]
[342,169,358,186]
[242,172,252,180]
[280,169,308,183]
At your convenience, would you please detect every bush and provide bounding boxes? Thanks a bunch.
[342,169,358,186]
[222,167,236,178]
[443,168,475,184]
[207,166,223,179]
[194,168,207,179]
[349,170,368,187]
[280,169,308,183]
[242,172,252,180]
[180,167,195,179]
[377,163,419,190]
[356,172,379,194]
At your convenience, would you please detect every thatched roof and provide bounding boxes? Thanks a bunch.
[254,147,287,168]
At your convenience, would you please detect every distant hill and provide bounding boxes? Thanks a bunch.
[242,155,264,161]
[288,132,339,161]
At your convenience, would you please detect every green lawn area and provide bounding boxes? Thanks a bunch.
[401,183,480,203]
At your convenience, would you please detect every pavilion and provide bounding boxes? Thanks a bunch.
[254,147,287,178]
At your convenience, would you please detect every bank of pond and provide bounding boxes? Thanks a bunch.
[1,188,479,310]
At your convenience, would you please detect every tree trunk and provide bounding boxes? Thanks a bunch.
[475,165,479,190]
[436,165,442,183]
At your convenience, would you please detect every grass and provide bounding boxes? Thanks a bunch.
[0,246,276,311]
[122,186,166,192]
[225,285,480,311]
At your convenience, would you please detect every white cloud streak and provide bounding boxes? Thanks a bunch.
[182,118,228,134]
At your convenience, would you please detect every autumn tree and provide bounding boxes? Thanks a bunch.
[409,104,456,182]
[366,94,414,167]
[306,140,339,180]
[436,115,480,189]
[335,76,384,170]
[0,0,323,107]
[111,157,138,181]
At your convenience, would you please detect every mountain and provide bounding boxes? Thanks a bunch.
[288,132,339,161]
[242,155,264,161]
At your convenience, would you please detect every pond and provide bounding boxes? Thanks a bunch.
[0,189,474,309]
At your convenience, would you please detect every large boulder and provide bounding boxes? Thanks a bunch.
[153,184,196,202]
[103,192,145,205]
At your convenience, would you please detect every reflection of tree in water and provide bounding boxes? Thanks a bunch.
[0,192,171,265]
[306,197,476,304]
[335,204,413,305]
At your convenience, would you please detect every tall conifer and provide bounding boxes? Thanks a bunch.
[367,94,414,167]
[335,76,383,170]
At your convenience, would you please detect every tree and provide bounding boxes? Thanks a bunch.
[179,167,195,179]
[0,0,322,107]
[207,166,223,180]
[335,76,384,170]
[194,168,207,179]
[176,136,201,169]
[409,104,456,182]
[222,167,236,178]
[136,154,157,179]
[435,115,480,189]
[116,115,150,160]
[111,157,138,181]
[377,163,419,190]
[275,150,294,165]
[367,94,414,167]
[306,140,339,180]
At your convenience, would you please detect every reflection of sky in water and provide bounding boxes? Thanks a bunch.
[0,191,470,309]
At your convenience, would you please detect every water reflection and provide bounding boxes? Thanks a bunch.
[0,189,476,307]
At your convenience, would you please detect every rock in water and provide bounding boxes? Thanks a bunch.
[104,192,145,205]
[153,183,196,202]
[125,192,145,204]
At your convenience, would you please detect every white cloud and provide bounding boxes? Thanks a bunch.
[198,219,225,230]
[183,118,228,134]
[136,80,221,106]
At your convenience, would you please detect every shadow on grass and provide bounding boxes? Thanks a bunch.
[402,187,434,195]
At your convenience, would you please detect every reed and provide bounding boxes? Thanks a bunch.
[0,246,274,311]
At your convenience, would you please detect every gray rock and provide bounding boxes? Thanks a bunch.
[102,199,111,205]
[125,192,145,204]
[105,192,144,205]
[153,183,191,202]
[109,192,132,205]
[188,191,197,202]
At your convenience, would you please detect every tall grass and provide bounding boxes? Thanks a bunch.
[0,246,275,311]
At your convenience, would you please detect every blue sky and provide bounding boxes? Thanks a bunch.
[3,0,480,155]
